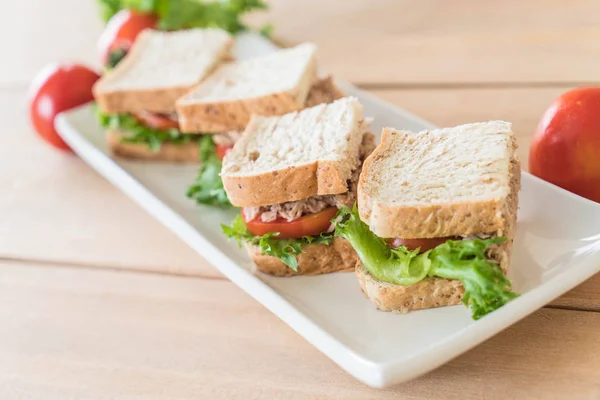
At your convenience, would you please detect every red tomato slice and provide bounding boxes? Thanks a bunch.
[387,237,455,252]
[98,10,158,65]
[29,64,101,151]
[242,207,338,239]
[216,144,233,160]
[134,111,180,130]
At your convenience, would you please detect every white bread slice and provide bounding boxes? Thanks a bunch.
[357,129,521,313]
[221,97,365,207]
[359,121,518,239]
[105,130,200,163]
[176,43,318,133]
[94,28,233,115]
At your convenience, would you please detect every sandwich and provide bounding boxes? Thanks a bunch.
[332,121,521,319]
[93,28,234,162]
[221,97,375,276]
[178,43,345,206]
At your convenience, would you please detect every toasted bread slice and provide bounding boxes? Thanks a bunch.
[94,29,233,115]
[357,151,521,313]
[106,130,200,163]
[246,237,360,277]
[221,97,366,207]
[176,43,318,133]
[359,121,518,239]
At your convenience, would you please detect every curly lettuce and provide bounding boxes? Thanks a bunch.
[186,136,231,207]
[333,206,518,319]
[97,111,197,151]
[222,214,334,271]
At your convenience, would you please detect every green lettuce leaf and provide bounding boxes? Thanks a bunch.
[186,135,232,207]
[222,214,334,271]
[333,206,518,319]
[96,111,198,151]
[97,0,269,34]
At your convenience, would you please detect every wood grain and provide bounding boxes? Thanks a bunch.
[0,88,215,277]
[0,261,599,399]
[7,0,600,86]
[258,0,600,85]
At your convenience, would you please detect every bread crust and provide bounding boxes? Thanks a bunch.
[359,126,519,238]
[223,158,351,208]
[93,32,233,115]
[96,86,193,116]
[356,265,464,312]
[223,105,367,208]
[357,155,521,313]
[177,91,302,133]
[176,52,318,133]
[304,76,345,107]
[246,237,360,276]
[106,130,200,163]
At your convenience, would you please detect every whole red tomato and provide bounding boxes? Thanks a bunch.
[98,10,158,65]
[29,64,100,151]
[530,87,600,203]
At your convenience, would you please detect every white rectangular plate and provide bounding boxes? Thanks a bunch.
[56,33,600,388]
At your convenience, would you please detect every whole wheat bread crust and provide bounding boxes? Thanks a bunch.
[177,89,309,134]
[246,237,360,276]
[357,155,521,313]
[106,130,200,163]
[177,75,342,134]
[96,86,194,116]
[359,127,519,238]
[223,120,370,208]
[176,54,318,133]
[223,158,351,207]
[304,76,344,107]
[356,265,465,312]
[94,34,233,115]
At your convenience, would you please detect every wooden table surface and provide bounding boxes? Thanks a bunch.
[3,1,600,398]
